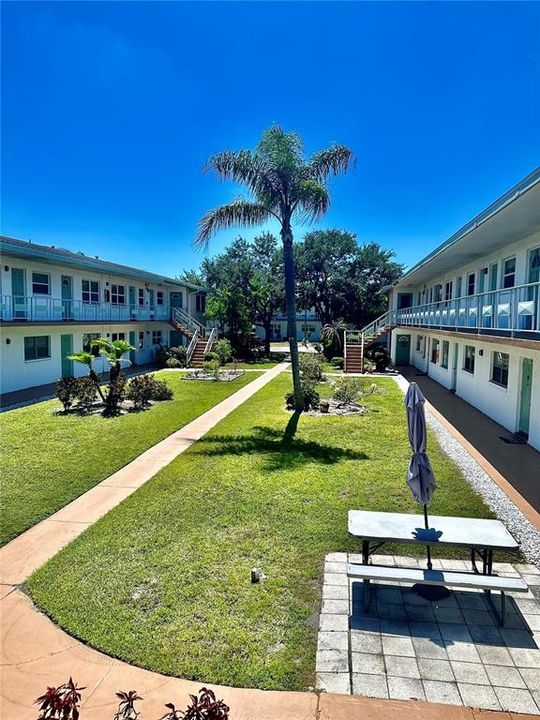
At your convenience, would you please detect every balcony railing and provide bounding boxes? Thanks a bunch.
[0,295,170,323]
[395,281,540,336]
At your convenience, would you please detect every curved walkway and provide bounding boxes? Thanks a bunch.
[0,364,532,719]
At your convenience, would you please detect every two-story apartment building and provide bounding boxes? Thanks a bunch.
[0,236,207,395]
[382,168,540,450]
[254,309,322,343]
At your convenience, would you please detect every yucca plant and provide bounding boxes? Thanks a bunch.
[195,126,352,412]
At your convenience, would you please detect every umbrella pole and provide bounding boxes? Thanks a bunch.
[424,504,433,571]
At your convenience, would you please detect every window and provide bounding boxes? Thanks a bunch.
[463,345,475,374]
[82,280,99,304]
[491,352,509,388]
[111,284,125,305]
[456,277,462,298]
[441,341,449,369]
[32,272,50,295]
[416,335,423,352]
[478,267,488,294]
[138,288,144,306]
[24,335,50,361]
[444,281,453,301]
[152,330,163,345]
[430,339,439,364]
[111,332,126,342]
[157,290,164,305]
[489,263,498,291]
[195,294,206,313]
[83,333,100,357]
[138,331,144,349]
[503,257,516,289]
[467,273,476,296]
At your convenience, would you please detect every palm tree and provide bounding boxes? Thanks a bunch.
[67,350,105,401]
[195,126,353,412]
[321,318,348,352]
[92,338,134,415]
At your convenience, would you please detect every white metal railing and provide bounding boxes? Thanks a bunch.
[186,329,200,366]
[395,281,540,335]
[204,327,217,355]
[171,306,207,337]
[344,309,397,347]
[0,295,169,323]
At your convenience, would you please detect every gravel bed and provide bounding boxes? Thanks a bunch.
[394,375,540,566]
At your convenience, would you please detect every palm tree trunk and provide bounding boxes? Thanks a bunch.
[89,369,105,402]
[281,224,304,413]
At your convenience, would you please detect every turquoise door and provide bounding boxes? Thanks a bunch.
[170,330,182,347]
[61,334,74,377]
[518,358,533,437]
[129,330,136,364]
[395,334,411,366]
[61,276,72,319]
[170,292,183,309]
[11,267,26,318]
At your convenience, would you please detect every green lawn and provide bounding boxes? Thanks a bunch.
[224,360,280,369]
[0,371,259,546]
[27,375,497,692]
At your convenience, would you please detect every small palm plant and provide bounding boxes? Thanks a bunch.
[196,126,353,412]
[321,318,348,352]
[92,338,134,415]
[67,350,105,401]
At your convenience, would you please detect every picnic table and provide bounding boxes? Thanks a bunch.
[348,509,519,575]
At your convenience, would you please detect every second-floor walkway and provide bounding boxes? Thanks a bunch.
[1,296,171,323]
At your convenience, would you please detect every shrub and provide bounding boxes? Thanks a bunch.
[151,378,173,401]
[204,351,219,363]
[213,338,232,365]
[332,377,363,405]
[126,375,155,408]
[365,346,391,372]
[104,372,127,415]
[56,377,79,411]
[169,345,187,366]
[330,356,344,369]
[165,357,182,369]
[202,359,220,380]
[299,353,325,383]
[285,382,320,411]
[156,346,170,367]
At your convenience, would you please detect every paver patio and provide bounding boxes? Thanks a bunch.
[317,553,540,714]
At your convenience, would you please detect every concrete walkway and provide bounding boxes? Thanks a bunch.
[0,362,533,719]
[400,366,540,522]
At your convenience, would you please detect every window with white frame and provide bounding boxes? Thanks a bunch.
[463,345,475,373]
[157,290,164,305]
[195,294,206,313]
[430,339,439,364]
[32,272,50,295]
[416,335,422,352]
[444,281,453,301]
[83,333,100,357]
[24,335,50,361]
[111,332,126,342]
[138,288,144,306]
[82,279,99,304]
[138,330,144,349]
[467,273,475,296]
[111,284,125,305]
[152,330,163,345]
[434,285,443,303]
[502,257,516,289]
[441,341,449,369]
[491,351,509,388]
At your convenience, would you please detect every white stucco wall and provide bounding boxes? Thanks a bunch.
[392,327,540,451]
[0,322,172,394]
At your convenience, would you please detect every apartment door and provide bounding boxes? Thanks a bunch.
[11,267,26,318]
[61,334,74,377]
[129,330,136,365]
[128,286,136,318]
[61,276,73,319]
[450,343,459,391]
[518,358,533,437]
[395,334,411,366]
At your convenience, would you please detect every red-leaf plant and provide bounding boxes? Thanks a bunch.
[35,677,86,720]
[114,691,143,719]
[160,688,230,720]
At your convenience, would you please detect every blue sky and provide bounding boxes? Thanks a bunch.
[2,1,538,276]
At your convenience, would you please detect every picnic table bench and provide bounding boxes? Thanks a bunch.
[347,510,528,626]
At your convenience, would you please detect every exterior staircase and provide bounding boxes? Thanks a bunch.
[168,307,217,366]
[344,310,396,373]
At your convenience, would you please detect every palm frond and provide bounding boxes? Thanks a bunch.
[67,351,94,367]
[294,180,330,223]
[194,199,273,249]
[306,145,354,182]
[204,150,282,200]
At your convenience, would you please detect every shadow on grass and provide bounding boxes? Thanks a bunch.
[194,423,368,471]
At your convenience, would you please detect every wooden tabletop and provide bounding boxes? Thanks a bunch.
[348,510,519,551]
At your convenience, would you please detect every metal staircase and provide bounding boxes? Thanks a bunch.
[344,310,396,373]
[169,308,217,366]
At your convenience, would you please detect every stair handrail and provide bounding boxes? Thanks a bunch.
[203,327,217,356]
[172,307,206,337]
[186,328,200,366]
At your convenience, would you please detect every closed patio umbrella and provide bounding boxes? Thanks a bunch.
[405,382,448,599]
